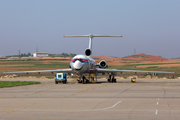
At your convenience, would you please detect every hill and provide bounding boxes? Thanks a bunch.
[122,54,167,61]
[94,54,168,61]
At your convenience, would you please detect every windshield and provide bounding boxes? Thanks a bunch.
[58,75,62,78]
[71,58,88,63]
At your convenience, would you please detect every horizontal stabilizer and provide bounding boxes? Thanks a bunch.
[63,34,122,38]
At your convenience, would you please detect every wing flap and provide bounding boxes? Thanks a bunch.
[96,68,174,74]
[3,69,72,74]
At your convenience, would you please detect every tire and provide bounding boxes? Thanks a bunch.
[63,80,67,84]
[112,78,116,83]
[86,80,89,83]
[55,81,58,84]
[78,80,82,83]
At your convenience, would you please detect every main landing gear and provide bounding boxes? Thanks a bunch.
[108,75,116,83]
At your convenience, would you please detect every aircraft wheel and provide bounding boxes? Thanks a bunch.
[86,80,89,84]
[82,76,86,84]
[112,78,116,83]
[78,81,82,83]
[55,81,58,84]
[82,79,89,84]
[108,75,112,83]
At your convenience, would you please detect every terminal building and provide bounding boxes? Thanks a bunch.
[33,52,49,57]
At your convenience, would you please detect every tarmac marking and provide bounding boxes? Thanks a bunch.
[82,101,121,111]
[4,98,58,120]
[88,89,97,93]
[155,98,159,115]
[88,83,112,93]
[4,83,111,119]
[155,110,158,115]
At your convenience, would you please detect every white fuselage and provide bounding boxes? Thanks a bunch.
[70,55,96,74]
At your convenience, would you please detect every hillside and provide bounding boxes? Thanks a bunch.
[122,54,167,61]
[94,54,168,61]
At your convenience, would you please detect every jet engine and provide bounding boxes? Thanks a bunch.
[85,48,92,56]
[98,60,108,68]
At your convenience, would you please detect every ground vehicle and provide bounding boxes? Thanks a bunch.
[131,77,136,83]
[54,73,67,84]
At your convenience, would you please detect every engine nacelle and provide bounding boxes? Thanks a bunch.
[98,60,108,68]
[85,48,92,56]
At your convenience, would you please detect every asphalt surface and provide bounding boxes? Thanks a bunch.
[1,78,180,120]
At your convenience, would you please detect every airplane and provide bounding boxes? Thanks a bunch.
[4,34,174,83]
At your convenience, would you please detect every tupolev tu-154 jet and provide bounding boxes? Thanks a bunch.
[4,34,174,83]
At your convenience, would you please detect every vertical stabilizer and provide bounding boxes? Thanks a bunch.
[88,34,93,50]
[63,34,122,56]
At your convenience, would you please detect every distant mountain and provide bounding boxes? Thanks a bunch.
[94,54,168,61]
[122,54,167,61]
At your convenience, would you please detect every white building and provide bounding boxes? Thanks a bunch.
[33,52,48,57]
[0,56,7,59]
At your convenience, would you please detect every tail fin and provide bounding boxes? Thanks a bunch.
[63,34,123,56]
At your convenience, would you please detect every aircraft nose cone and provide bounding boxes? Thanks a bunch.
[74,60,82,70]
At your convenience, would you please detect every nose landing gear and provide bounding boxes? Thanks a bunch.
[77,76,89,84]
[82,76,89,84]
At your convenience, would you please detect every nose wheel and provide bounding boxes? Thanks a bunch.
[77,76,89,84]
[82,76,89,84]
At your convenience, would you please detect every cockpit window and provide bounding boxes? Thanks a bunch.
[71,59,76,62]
[71,58,88,63]
[83,59,88,62]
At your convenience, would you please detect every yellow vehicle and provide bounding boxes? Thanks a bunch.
[131,77,136,83]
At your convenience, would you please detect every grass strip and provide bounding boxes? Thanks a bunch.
[0,81,41,88]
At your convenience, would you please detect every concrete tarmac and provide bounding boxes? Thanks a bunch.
[1,78,180,120]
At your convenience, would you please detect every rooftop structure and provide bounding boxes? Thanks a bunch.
[33,52,48,57]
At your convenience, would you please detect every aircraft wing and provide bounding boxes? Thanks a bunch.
[3,68,72,74]
[96,68,175,74]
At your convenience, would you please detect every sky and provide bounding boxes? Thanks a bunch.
[0,0,180,58]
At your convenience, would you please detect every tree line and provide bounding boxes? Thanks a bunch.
[7,53,77,58]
